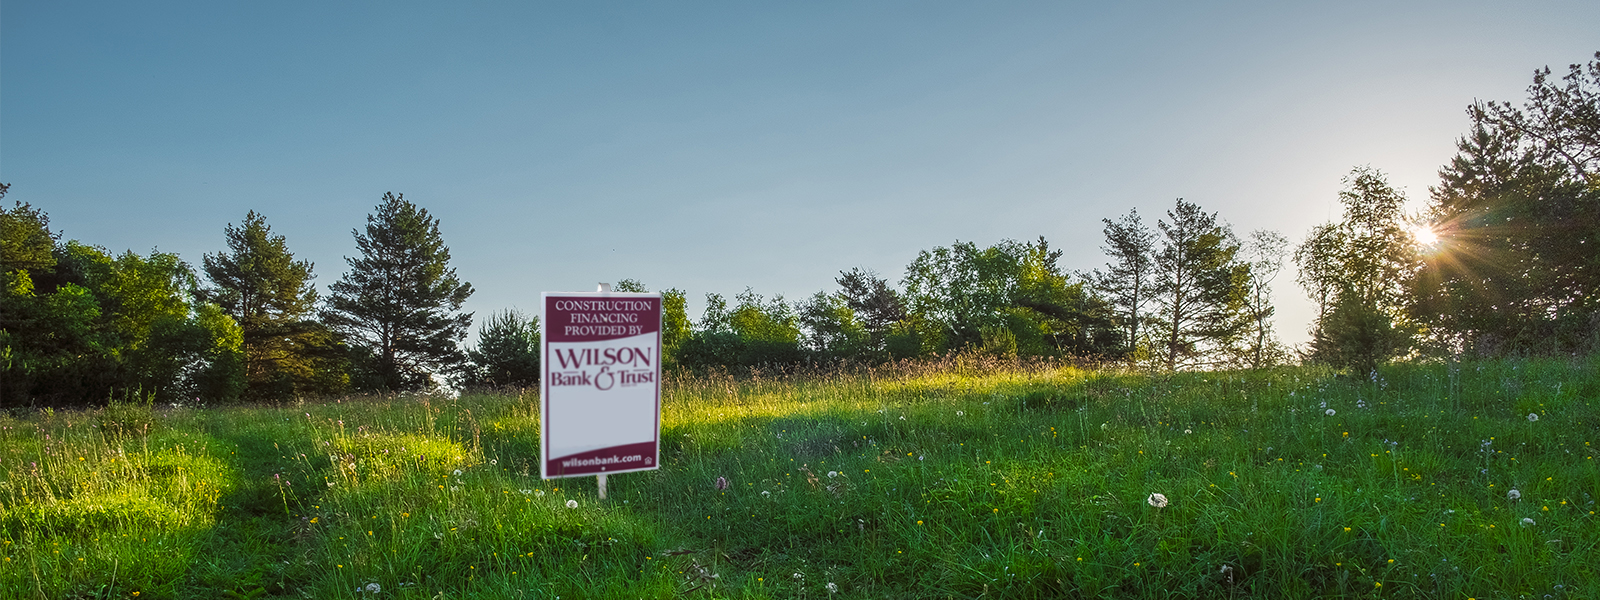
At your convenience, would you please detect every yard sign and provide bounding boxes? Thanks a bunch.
[540,291,662,479]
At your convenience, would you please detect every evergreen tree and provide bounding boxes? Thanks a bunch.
[461,310,539,389]
[1091,209,1156,361]
[835,268,907,355]
[323,193,473,391]
[1414,52,1600,355]
[202,211,340,398]
[1149,199,1251,370]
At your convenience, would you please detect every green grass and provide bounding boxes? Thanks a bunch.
[3,355,1598,598]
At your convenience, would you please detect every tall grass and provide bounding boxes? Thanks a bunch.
[2,355,1597,598]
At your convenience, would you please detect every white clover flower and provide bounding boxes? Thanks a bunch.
[1527,413,1539,422]
[793,572,804,580]
[956,411,964,416]
[827,582,838,593]
[1508,489,1521,501]
[490,459,497,465]
[365,583,381,594]
[566,499,578,509]
[1147,493,1169,508]
[1325,409,1336,416]
[1184,429,1192,435]
[1521,517,1536,527]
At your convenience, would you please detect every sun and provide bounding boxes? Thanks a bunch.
[1411,224,1439,247]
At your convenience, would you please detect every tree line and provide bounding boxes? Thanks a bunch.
[2,52,1595,405]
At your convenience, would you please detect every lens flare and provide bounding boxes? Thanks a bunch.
[1411,224,1439,246]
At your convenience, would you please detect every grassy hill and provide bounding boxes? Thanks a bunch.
[3,355,1598,599]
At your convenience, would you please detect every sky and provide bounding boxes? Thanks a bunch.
[4,1,1598,348]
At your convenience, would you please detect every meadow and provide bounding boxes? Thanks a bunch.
[2,355,1597,599]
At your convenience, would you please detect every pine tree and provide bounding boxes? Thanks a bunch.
[1091,209,1155,361]
[1149,199,1251,370]
[202,211,333,397]
[323,193,473,391]
[461,310,539,389]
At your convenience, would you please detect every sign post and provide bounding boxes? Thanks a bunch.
[540,284,662,499]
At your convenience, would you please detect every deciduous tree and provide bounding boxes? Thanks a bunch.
[1297,168,1419,373]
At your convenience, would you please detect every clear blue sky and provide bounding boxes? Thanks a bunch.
[4,1,1597,347]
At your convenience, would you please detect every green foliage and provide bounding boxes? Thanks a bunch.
[323,193,474,392]
[798,290,871,359]
[1297,168,1421,373]
[679,289,808,369]
[0,184,57,274]
[660,288,690,358]
[2,214,245,406]
[202,211,336,399]
[1236,229,1291,369]
[903,237,1123,360]
[1415,52,1600,356]
[460,310,541,389]
[834,268,907,356]
[1092,208,1156,359]
[1148,199,1252,370]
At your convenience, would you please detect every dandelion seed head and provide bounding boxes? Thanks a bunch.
[1508,489,1521,501]
[1147,493,1169,508]
[365,583,381,594]
[566,499,578,509]
[1521,517,1536,527]
[1527,413,1539,422]
[1325,409,1336,416]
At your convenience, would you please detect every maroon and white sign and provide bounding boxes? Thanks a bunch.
[540,292,662,479]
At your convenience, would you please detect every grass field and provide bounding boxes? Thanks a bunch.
[2,355,1598,599]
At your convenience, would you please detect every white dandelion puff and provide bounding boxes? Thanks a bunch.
[1508,489,1521,501]
[1147,493,1169,508]
[827,582,838,593]
[365,583,381,594]
[453,469,463,476]
[1325,409,1336,416]
[827,471,838,479]
[1527,413,1539,422]
[955,411,964,416]
[566,499,579,509]
[1521,517,1536,527]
